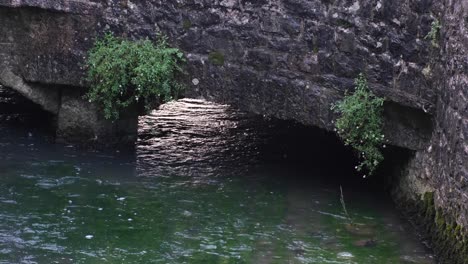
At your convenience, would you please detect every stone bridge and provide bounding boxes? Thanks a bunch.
[0,0,437,150]
[0,1,467,261]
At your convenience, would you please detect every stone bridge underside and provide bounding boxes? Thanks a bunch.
[0,0,467,262]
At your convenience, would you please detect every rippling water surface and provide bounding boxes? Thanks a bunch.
[0,97,434,263]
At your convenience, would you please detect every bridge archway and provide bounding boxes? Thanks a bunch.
[0,68,60,115]
[0,84,55,133]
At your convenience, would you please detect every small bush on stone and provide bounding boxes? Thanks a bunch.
[332,74,385,176]
[425,18,441,47]
[86,33,185,119]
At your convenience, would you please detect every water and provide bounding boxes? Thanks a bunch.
[0,97,434,263]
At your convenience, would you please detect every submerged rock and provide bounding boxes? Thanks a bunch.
[344,223,376,237]
[353,239,378,247]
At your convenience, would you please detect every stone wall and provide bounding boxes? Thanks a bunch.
[0,2,98,85]
[436,0,468,231]
[392,1,468,262]
[0,2,137,146]
[0,0,436,150]
[104,0,437,150]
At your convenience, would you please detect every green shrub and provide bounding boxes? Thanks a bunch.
[425,18,441,47]
[86,33,185,119]
[332,74,385,176]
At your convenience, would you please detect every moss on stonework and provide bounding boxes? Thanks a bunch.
[313,44,319,54]
[182,19,192,30]
[416,192,468,264]
[312,38,319,54]
[336,19,353,29]
[208,51,225,66]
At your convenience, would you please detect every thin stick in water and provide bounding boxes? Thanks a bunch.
[340,185,353,225]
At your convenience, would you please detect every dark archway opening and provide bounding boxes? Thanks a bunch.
[137,98,414,194]
[0,85,55,139]
[137,98,418,206]
[255,118,414,195]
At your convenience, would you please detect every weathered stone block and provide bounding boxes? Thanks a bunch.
[57,88,138,148]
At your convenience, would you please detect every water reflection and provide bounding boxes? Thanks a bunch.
[137,98,274,178]
[0,98,434,263]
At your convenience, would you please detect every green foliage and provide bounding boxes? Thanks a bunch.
[86,33,185,119]
[425,18,441,47]
[332,74,385,176]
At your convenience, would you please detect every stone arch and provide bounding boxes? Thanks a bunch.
[0,67,60,115]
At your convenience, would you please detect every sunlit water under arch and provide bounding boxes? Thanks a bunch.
[0,97,434,263]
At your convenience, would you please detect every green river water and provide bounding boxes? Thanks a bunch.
[0,98,434,263]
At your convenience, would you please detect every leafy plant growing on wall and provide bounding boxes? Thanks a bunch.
[331,74,385,177]
[86,33,185,119]
[425,18,441,48]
